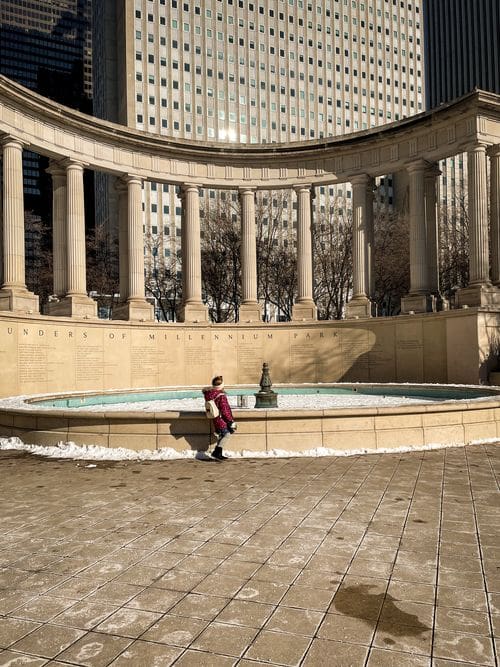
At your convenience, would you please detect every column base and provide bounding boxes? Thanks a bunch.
[345,296,374,319]
[292,300,317,321]
[0,288,39,314]
[238,302,262,323]
[400,293,436,314]
[456,284,500,308]
[113,299,155,322]
[46,295,97,318]
[179,302,209,323]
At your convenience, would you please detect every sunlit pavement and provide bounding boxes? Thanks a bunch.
[0,445,498,667]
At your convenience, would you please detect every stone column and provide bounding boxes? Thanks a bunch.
[424,165,440,296]
[292,185,317,321]
[238,187,260,322]
[346,174,373,318]
[49,160,96,317]
[116,177,129,303]
[47,162,67,300]
[457,143,500,307]
[0,137,39,313]
[179,183,208,322]
[489,145,500,286]
[114,175,153,321]
[401,159,434,313]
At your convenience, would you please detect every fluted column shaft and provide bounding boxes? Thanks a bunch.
[294,185,314,302]
[125,176,145,301]
[239,187,257,304]
[48,163,67,296]
[116,179,129,301]
[468,144,490,285]
[490,146,500,285]
[181,184,202,304]
[65,161,87,296]
[351,175,371,299]
[2,138,26,289]
[408,160,429,294]
[424,165,440,293]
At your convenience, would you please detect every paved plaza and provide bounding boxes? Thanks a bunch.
[0,445,498,667]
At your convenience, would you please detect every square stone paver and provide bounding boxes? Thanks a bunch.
[56,631,132,666]
[366,647,430,666]
[141,614,208,646]
[9,624,86,659]
[215,600,275,629]
[94,607,161,638]
[107,640,182,666]
[243,629,311,665]
[190,622,257,657]
[435,607,491,636]
[12,596,77,623]
[124,587,184,613]
[316,612,376,644]
[301,638,369,666]
[0,618,41,649]
[0,652,48,666]
[433,629,496,665]
[169,593,231,620]
[172,650,237,666]
[52,600,120,629]
[264,606,324,636]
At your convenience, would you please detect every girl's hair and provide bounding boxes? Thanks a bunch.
[212,375,224,387]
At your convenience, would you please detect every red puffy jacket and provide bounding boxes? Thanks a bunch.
[202,387,234,433]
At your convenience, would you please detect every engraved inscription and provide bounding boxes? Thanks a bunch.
[131,347,158,378]
[19,344,49,383]
[75,346,104,382]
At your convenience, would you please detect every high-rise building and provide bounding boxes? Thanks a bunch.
[423,0,500,274]
[423,0,499,110]
[94,0,425,313]
[0,0,93,281]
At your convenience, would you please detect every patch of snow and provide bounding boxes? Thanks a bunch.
[1,435,498,463]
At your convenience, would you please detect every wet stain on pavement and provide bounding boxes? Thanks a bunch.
[332,584,431,637]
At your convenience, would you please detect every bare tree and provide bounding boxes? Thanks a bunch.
[373,208,410,316]
[86,223,120,317]
[439,193,469,304]
[201,193,241,322]
[25,211,53,309]
[312,203,352,320]
[254,191,297,321]
[144,231,182,321]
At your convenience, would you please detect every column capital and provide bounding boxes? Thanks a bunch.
[62,158,88,171]
[122,173,143,186]
[293,184,313,194]
[181,182,199,192]
[405,158,428,174]
[463,141,489,155]
[350,173,372,187]
[238,186,256,195]
[0,134,27,149]
[424,163,442,178]
[487,144,500,158]
[46,161,66,178]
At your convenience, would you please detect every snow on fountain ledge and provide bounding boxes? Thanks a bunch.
[1,436,499,464]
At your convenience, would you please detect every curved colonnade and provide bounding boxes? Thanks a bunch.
[1,76,500,323]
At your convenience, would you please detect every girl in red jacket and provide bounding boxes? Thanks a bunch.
[202,375,236,460]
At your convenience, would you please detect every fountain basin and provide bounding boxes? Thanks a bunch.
[0,383,499,454]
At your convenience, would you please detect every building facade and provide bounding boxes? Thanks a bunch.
[0,0,93,292]
[93,0,425,317]
[423,0,499,109]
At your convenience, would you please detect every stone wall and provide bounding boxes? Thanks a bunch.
[0,309,495,398]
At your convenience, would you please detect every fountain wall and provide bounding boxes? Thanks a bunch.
[1,309,498,399]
